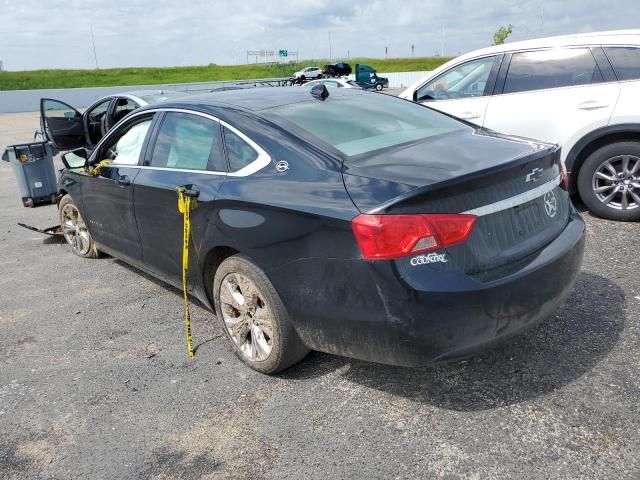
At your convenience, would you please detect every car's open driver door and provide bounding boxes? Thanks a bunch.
[40,98,87,151]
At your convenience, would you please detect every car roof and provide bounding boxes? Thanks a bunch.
[159,87,365,112]
[94,89,184,106]
[402,29,640,93]
[456,29,640,61]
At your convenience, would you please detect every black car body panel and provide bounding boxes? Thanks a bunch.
[268,212,584,365]
[55,88,585,367]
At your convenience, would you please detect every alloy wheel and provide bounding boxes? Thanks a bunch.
[61,203,92,255]
[592,154,640,211]
[219,273,274,361]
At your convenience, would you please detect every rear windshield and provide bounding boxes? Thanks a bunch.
[264,93,466,157]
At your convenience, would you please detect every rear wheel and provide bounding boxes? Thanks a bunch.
[59,194,99,258]
[213,255,309,374]
[578,141,640,221]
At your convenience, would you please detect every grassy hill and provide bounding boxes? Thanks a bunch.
[0,57,452,91]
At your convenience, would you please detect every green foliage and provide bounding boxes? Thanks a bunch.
[0,57,452,91]
[493,25,513,46]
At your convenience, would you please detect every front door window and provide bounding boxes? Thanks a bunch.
[101,118,153,166]
[417,56,497,101]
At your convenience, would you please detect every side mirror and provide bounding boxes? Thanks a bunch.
[61,148,88,169]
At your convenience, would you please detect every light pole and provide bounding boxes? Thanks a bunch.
[329,31,332,61]
[89,23,99,69]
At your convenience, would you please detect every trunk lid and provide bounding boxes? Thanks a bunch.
[343,129,569,277]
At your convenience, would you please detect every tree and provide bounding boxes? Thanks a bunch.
[493,24,513,46]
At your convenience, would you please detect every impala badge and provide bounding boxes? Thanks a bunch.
[525,167,543,183]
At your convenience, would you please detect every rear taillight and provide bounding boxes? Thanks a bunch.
[560,160,569,190]
[351,213,477,261]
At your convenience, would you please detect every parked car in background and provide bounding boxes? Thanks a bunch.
[45,88,584,374]
[323,62,352,77]
[303,78,363,89]
[400,30,640,221]
[40,90,186,150]
[210,85,251,93]
[293,66,323,81]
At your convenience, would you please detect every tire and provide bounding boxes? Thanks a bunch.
[58,194,100,258]
[300,75,306,82]
[375,83,383,91]
[213,254,309,374]
[577,141,640,221]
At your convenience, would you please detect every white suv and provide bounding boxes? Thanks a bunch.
[293,66,323,81]
[400,30,640,221]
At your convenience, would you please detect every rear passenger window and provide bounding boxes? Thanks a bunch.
[504,48,602,94]
[150,112,225,171]
[223,127,258,172]
[604,47,640,81]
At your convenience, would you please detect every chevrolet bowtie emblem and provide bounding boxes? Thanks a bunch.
[525,167,544,183]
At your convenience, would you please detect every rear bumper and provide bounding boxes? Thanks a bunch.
[268,212,586,367]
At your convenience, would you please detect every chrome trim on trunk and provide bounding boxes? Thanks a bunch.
[463,175,562,216]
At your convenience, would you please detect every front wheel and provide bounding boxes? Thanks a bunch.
[213,255,309,374]
[59,194,100,258]
[577,141,640,221]
[375,83,383,91]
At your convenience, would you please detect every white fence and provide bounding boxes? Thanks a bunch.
[0,70,431,113]
[379,71,429,88]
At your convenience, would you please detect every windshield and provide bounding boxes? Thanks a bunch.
[264,93,467,157]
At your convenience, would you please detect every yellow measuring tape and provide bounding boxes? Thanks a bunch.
[86,159,113,176]
[177,187,198,359]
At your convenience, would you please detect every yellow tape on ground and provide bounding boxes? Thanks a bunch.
[177,187,198,359]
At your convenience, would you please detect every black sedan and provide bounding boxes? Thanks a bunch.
[41,87,585,374]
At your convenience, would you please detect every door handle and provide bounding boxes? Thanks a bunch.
[179,184,200,198]
[458,112,481,120]
[116,176,130,187]
[577,100,608,110]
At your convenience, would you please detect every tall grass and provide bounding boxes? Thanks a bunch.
[0,57,452,91]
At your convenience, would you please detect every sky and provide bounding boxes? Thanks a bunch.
[0,0,639,71]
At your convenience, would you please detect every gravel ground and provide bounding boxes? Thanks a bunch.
[0,112,639,480]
